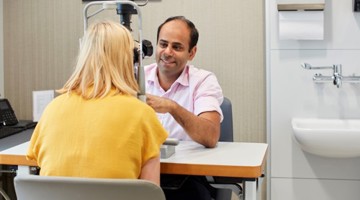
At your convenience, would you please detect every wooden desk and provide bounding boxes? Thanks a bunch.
[0,131,268,200]
[0,129,35,166]
[161,141,268,200]
[161,141,267,178]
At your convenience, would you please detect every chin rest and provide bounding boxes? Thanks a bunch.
[161,138,179,159]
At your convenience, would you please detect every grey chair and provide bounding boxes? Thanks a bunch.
[211,97,242,200]
[219,97,234,142]
[14,175,166,200]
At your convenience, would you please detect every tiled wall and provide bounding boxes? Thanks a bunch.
[267,0,360,199]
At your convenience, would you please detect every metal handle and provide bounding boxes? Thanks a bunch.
[301,63,333,70]
[83,1,146,97]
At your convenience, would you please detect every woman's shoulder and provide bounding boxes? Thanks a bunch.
[111,95,154,111]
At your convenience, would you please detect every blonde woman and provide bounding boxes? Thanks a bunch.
[27,21,168,185]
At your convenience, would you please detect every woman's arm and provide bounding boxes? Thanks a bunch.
[139,156,161,185]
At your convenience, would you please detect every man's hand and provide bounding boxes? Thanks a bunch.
[146,94,175,113]
[145,93,220,148]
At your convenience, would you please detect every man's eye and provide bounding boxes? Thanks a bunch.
[173,45,183,51]
[159,43,167,48]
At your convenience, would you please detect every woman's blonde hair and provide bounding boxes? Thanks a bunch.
[58,20,139,98]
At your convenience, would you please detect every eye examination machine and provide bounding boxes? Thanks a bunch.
[83,0,179,157]
[83,0,152,101]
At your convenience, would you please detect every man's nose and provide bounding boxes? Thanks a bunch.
[163,46,174,56]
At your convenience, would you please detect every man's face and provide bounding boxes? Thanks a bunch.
[155,20,196,79]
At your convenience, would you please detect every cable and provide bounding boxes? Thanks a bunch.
[137,0,149,6]
[0,188,11,200]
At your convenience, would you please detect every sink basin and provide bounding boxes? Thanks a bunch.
[291,118,360,158]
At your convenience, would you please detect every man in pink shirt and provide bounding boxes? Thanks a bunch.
[145,16,223,149]
[145,16,224,200]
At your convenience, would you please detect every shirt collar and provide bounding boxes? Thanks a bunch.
[148,64,190,88]
[176,65,190,87]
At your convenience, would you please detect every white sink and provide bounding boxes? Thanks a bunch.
[291,118,360,158]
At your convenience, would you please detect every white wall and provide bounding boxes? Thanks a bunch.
[3,1,266,145]
[0,0,3,97]
[267,0,360,199]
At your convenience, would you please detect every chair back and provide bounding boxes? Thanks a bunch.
[219,97,233,142]
[14,175,166,200]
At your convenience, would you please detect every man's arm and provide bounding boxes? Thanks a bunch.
[146,94,221,148]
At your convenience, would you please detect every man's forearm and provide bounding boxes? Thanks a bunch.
[169,102,220,148]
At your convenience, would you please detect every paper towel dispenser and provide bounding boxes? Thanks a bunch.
[277,3,325,40]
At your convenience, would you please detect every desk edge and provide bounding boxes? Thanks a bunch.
[0,154,37,166]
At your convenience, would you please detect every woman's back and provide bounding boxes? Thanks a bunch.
[27,91,167,179]
[26,21,168,185]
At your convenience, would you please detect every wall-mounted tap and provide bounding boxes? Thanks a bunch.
[331,64,342,88]
[301,63,360,88]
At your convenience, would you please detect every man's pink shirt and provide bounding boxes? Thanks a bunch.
[145,63,223,141]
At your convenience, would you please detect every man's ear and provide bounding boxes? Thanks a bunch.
[188,46,197,61]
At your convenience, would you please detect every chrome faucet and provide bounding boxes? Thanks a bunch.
[332,64,342,88]
[301,63,360,88]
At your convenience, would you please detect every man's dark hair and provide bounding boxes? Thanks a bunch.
[156,16,199,52]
